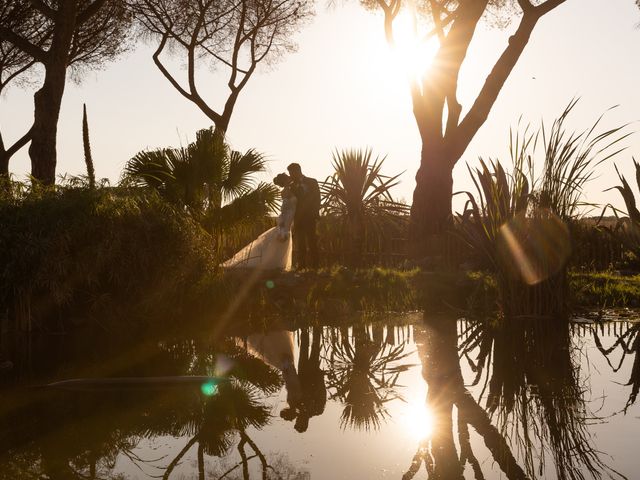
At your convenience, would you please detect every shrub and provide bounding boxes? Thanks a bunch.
[0,181,217,332]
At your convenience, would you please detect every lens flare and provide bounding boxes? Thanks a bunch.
[214,355,234,377]
[498,210,571,285]
[201,381,218,396]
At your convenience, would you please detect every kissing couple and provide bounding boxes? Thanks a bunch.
[223,163,320,271]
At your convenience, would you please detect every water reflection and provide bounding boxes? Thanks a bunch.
[324,324,414,430]
[457,316,622,480]
[0,315,636,479]
[593,321,640,411]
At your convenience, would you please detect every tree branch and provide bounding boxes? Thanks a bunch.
[376,0,400,45]
[29,0,57,19]
[516,0,534,13]
[0,27,47,63]
[3,127,33,158]
[162,434,199,480]
[0,59,36,91]
[77,0,109,25]
[429,0,446,43]
[535,0,567,16]
[452,13,539,163]
[415,0,487,142]
[152,33,193,101]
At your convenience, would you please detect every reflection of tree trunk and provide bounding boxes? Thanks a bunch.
[197,442,205,480]
[240,430,268,480]
[415,316,464,479]
[412,315,529,480]
[237,436,250,480]
[457,416,485,480]
[456,392,528,480]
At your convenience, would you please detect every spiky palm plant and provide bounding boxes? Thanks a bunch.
[123,128,278,256]
[602,159,640,266]
[321,148,409,266]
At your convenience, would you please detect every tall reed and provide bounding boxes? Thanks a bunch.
[456,101,629,317]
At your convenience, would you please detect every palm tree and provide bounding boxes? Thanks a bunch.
[321,148,409,266]
[123,128,278,255]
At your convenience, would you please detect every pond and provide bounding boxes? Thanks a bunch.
[0,314,638,479]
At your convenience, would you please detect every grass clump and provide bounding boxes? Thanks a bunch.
[570,271,640,308]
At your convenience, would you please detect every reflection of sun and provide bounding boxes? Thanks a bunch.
[391,11,439,82]
[400,400,434,441]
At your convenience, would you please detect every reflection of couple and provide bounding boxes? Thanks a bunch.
[223,163,320,270]
[242,329,326,433]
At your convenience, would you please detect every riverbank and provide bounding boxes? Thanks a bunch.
[217,268,640,321]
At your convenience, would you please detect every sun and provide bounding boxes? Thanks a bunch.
[400,400,434,441]
[390,11,440,83]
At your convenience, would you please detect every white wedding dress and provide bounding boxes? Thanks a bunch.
[222,190,296,270]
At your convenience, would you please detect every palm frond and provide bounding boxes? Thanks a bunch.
[222,149,268,201]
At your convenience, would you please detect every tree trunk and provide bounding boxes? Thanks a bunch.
[408,141,454,259]
[28,1,77,185]
[29,64,68,184]
[0,152,8,179]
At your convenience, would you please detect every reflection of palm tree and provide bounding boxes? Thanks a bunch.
[157,339,282,479]
[325,324,413,430]
[0,336,291,480]
[594,321,640,411]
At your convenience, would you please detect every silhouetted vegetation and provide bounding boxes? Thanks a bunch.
[0,180,217,333]
[0,0,132,183]
[366,0,570,250]
[321,148,409,267]
[456,102,629,317]
[128,0,313,133]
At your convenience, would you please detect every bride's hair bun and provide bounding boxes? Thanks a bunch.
[273,173,290,187]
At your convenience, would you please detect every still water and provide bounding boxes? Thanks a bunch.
[1,314,638,479]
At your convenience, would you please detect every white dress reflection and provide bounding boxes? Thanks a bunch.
[240,331,303,412]
[239,329,327,433]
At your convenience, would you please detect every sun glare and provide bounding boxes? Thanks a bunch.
[391,12,439,83]
[400,400,434,441]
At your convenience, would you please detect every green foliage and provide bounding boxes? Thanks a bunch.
[321,148,409,266]
[123,128,278,257]
[0,180,217,330]
[570,271,640,308]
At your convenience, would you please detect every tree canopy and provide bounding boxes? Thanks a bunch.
[129,0,314,132]
[0,0,133,183]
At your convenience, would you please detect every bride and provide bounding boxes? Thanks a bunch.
[222,173,296,270]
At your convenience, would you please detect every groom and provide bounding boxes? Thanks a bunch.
[287,163,320,269]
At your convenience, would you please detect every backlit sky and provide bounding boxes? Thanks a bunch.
[2,0,640,213]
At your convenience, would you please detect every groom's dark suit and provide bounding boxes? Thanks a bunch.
[292,175,320,269]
